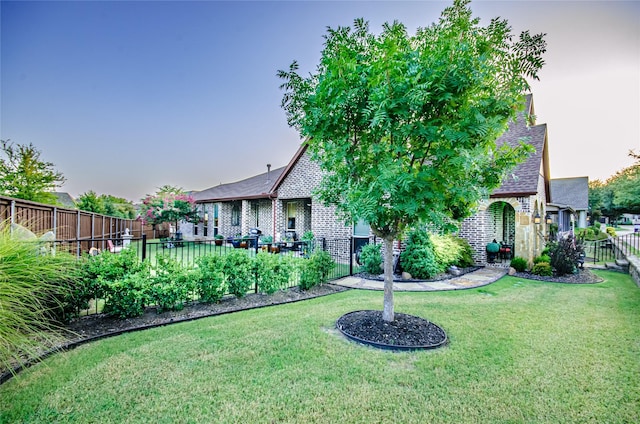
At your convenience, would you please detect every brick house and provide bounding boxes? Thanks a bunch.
[185,94,553,264]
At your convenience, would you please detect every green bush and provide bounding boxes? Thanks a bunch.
[0,224,80,371]
[450,236,475,267]
[102,273,150,319]
[76,246,145,310]
[431,234,461,268]
[533,254,551,265]
[255,252,293,294]
[400,229,442,279]
[148,257,194,313]
[531,261,553,277]
[510,256,528,272]
[606,227,617,237]
[195,255,226,303]
[299,250,334,290]
[359,243,382,274]
[548,233,584,276]
[223,250,255,298]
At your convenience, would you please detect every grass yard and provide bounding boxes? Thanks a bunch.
[1,270,639,423]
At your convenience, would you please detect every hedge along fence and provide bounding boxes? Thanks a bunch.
[0,195,166,249]
[70,244,338,319]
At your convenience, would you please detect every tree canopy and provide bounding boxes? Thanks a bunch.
[140,186,200,230]
[76,191,137,219]
[590,158,640,220]
[0,140,66,205]
[279,0,546,321]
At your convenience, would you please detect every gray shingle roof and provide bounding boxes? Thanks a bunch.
[549,177,589,210]
[192,167,286,202]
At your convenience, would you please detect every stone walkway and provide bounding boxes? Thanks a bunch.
[333,267,508,292]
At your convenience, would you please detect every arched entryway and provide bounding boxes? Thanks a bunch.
[487,201,516,261]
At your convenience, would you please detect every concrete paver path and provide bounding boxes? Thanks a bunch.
[333,267,508,291]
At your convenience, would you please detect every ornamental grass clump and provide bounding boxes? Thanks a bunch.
[0,223,79,373]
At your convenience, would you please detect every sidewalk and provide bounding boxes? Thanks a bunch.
[333,267,508,292]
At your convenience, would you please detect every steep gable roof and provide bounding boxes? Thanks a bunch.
[491,94,550,201]
[192,166,285,202]
[549,177,589,210]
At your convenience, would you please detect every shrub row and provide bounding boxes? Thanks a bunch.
[68,248,335,319]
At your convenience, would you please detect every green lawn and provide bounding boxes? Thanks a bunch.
[1,271,639,423]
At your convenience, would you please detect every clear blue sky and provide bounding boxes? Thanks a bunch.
[1,0,638,202]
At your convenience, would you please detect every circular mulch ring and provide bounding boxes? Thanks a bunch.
[336,310,447,351]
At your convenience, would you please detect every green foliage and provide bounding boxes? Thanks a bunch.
[279,0,544,242]
[255,252,293,294]
[0,224,79,371]
[195,255,226,303]
[0,140,66,205]
[77,191,136,219]
[450,236,475,268]
[279,0,545,320]
[148,257,195,313]
[102,273,150,319]
[510,256,528,272]
[590,161,640,220]
[223,250,254,298]
[359,243,382,274]
[429,234,463,269]
[576,226,607,241]
[548,234,585,276]
[606,227,617,237]
[141,186,200,228]
[531,262,553,277]
[533,255,551,265]
[299,250,334,290]
[400,229,442,279]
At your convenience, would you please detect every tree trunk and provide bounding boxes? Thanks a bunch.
[382,237,395,322]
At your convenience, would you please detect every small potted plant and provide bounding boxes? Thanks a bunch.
[240,235,250,249]
[214,234,224,246]
[260,235,273,251]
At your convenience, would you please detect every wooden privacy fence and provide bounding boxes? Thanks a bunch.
[0,195,162,247]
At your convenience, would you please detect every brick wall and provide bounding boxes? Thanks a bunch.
[277,150,352,241]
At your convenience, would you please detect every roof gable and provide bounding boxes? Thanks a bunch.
[491,94,550,199]
[549,177,589,210]
[192,166,285,202]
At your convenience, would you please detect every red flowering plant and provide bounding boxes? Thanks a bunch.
[139,188,201,233]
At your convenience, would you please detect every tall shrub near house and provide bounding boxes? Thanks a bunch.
[279,0,546,321]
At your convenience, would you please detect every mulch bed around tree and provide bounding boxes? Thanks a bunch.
[336,310,447,351]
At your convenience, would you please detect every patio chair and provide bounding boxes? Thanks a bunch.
[107,240,123,253]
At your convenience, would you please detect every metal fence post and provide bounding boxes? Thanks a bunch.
[141,234,147,262]
[349,236,354,276]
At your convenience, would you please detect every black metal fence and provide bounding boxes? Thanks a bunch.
[582,233,640,264]
[59,235,356,281]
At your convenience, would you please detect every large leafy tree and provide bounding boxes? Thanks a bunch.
[608,163,640,215]
[0,140,66,205]
[140,186,200,231]
[77,191,137,219]
[279,0,545,321]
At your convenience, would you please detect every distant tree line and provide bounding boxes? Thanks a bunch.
[1,139,137,219]
[589,150,640,223]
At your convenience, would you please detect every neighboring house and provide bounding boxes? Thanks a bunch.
[547,177,589,232]
[183,94,559,264]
